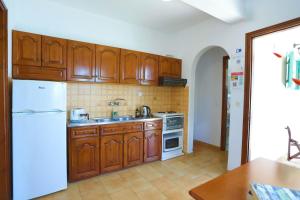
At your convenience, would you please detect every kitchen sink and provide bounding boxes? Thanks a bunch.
[92,116,135,123]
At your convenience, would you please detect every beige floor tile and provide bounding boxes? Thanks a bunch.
[109,188,139,200]
[135,186,167,200]
[80,192,111,200]
[38,142,228,200]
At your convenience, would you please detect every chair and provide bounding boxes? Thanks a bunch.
[285,126,300,161]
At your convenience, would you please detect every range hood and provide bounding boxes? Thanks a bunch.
[159,77,187,87]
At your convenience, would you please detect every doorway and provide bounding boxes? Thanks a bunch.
[193,47,230,154]
[242,17,300,164]
[0,0,10,199]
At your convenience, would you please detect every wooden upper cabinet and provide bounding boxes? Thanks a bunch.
[124,132,144,168]
[170,58,182,78]
[42,36,67,68]
[95,45,120,83]
[13,30,41,66]
[144,130,162,163]
[120,49,140,84]
[159,56,172,77]
[101,134,123,173]
[67,40,96,82]
[159,56,182,78]
[140,53,159,86]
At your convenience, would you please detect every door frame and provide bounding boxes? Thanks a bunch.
[220,56,230,151]
[0,0,10,199]
[241,17,300,164]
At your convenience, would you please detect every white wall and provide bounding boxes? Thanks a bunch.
[171,0,300,169]
[5,0,174,77]
[250,26,300,161]
[194,47,227,146]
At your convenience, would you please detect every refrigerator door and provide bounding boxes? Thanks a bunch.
[13,111,67,200]
[12,80,66,113]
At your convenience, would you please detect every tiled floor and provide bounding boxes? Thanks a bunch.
[38,142,228,200]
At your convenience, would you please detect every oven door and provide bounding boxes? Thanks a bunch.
[163,132,183,152]
[165,115,184,131]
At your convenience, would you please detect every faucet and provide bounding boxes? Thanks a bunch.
[108,98,126,106]
[108,98,126,118]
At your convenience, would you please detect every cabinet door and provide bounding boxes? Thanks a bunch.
[140,53,159,86]
[42,36,67,68]
[101,135,123,173]
[170,58,182,78]
[120,49,140,84]
[124,132,144,168]
[69,137,100,182]
[13,31,41,66]
[144,130,162,162]
[67,40,95,82]
[159,56,172,77]
[95,45,120,83]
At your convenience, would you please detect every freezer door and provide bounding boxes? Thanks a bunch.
[12,80,66,112]
[13,112,67,200]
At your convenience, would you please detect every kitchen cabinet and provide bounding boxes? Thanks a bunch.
[96,45,120,83]
[101,134,123,173]
[124,132,144,168]
[12,30,66,81]
[42,36,67,69]
[68,120,162,181]
[13,30,41,67]
[67,40,96,82]
[68,126,100,182]
[159,56,182,78]
[144,130,162,162]
[12,30,184,85]
[170,58,182,78]
[120,49,140,84]
[159,56,172,77]
[140,53,159,86]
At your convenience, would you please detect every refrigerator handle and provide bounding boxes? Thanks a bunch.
[50,109,65,113]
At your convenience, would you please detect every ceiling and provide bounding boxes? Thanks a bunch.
[47,0,213,32]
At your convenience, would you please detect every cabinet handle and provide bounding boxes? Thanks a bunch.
[148,124,154,127]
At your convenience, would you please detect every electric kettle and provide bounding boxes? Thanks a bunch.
[141,105,151,118]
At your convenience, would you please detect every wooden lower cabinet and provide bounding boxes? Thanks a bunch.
[68,120,162,181]
[69,137,100,182]
[124,132,144,168]
[101,134,123,173]
[144,130,162,162]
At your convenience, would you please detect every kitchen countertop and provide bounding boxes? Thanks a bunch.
[67,117,163,128]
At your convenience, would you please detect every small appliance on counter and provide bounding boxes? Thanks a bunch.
[70,108,89,122]
[140,105,151,118]
[153,111,184,160]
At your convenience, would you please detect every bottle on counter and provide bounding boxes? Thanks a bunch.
[135,108,141,118]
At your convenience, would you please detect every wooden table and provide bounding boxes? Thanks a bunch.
[189,158,300,200]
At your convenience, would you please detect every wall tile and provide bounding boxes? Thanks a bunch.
[67,83,189,151]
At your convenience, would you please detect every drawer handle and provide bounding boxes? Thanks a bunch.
[148,124,154,127]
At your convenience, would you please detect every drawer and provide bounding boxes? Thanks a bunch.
[69,126,99,139]
[144,120,162,130]
[101,123,143,135]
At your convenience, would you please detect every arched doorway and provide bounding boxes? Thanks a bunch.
[191,46,230,159]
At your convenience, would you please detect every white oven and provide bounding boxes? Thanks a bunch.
[163,131,183,152]
[153,112,185,160]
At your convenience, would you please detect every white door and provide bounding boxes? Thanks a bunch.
[13,111,67,200]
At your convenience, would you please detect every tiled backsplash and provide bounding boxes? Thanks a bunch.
[67,82,189,152]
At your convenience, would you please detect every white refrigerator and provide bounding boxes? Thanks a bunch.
[12,80,67,200]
